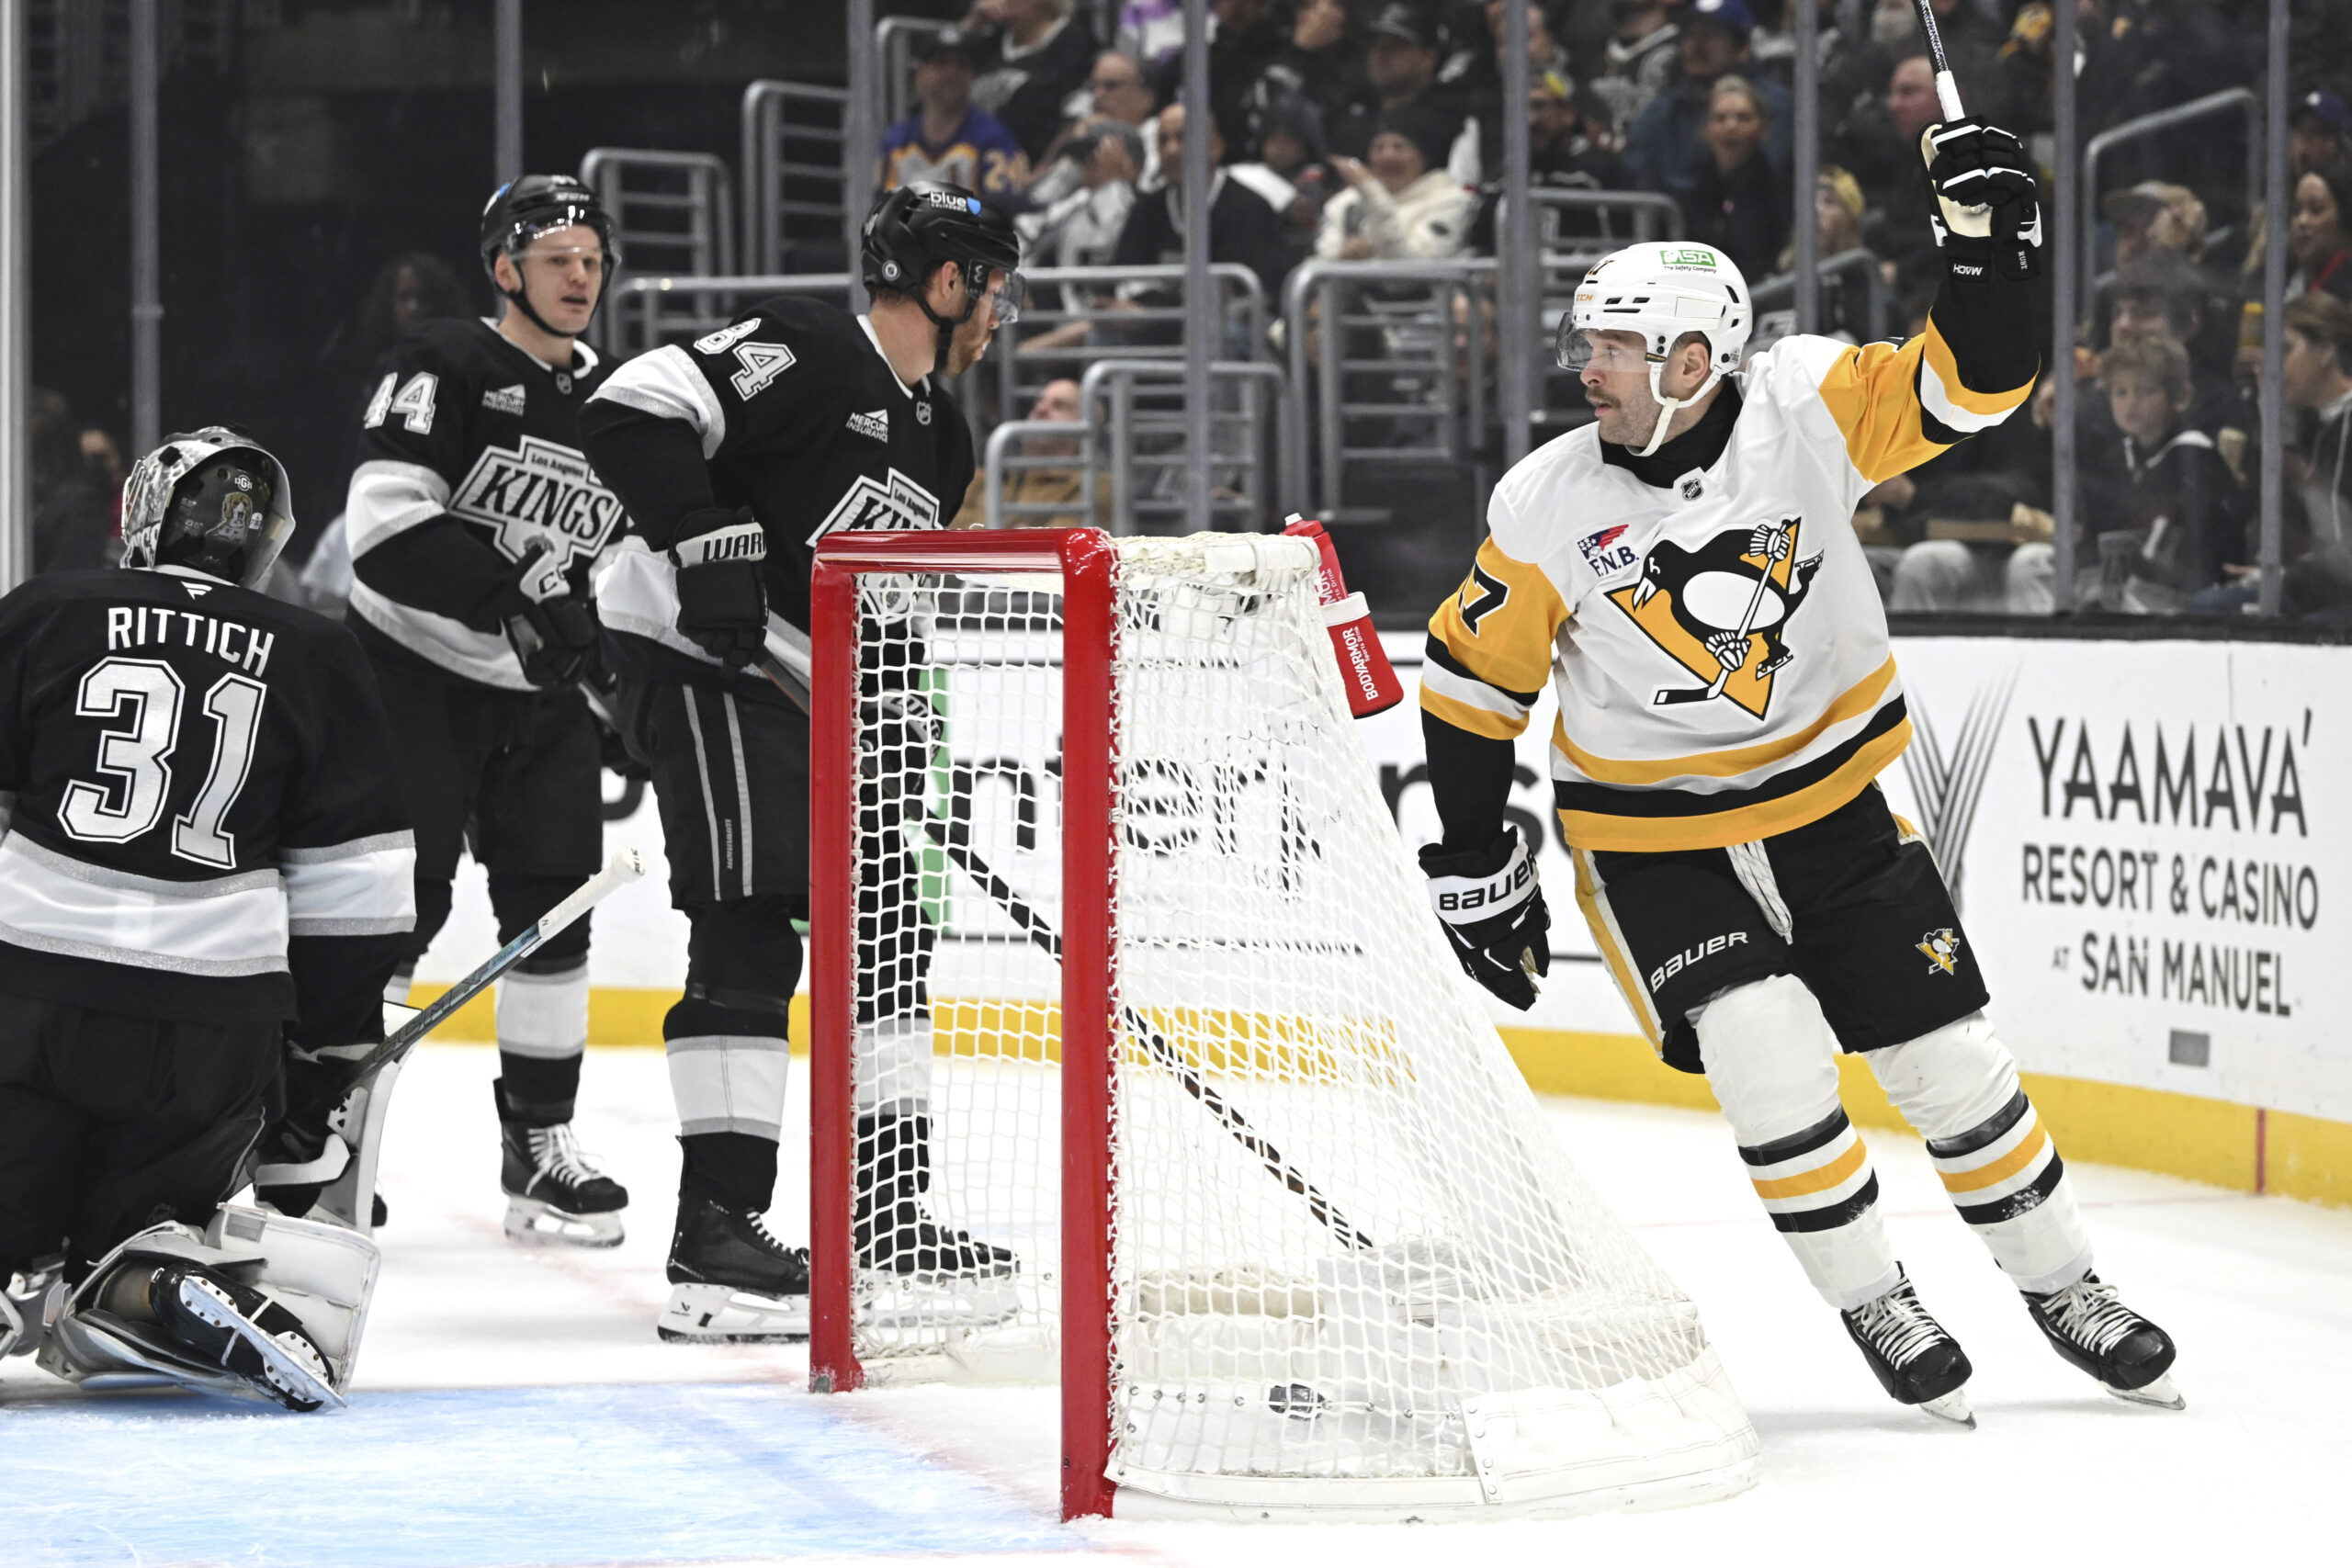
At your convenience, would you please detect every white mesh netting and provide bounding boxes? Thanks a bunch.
[844,533,1757,1517]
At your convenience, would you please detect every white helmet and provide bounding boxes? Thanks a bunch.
[1556,242,1753,457]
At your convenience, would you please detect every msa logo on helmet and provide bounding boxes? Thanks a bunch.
[1648,931,1748,991]
[449,434,625,573]
[1663,247,1719,268]
[808,468,941,545]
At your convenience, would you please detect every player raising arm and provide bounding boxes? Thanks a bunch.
[1419,119,2182,1423]
[0,431,413,1410]
[578,183,1022,1341]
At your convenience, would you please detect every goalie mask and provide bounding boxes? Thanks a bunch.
[120,428,296,590]
[1557,243,1753,457]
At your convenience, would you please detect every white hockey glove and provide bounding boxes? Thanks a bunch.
[1419,826,1551,1010]
[1921,118,2043,283]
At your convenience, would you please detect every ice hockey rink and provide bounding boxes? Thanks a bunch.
[6,1036,2346,1567]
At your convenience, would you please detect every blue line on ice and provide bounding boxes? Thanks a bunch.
[5,1381,1070,1565]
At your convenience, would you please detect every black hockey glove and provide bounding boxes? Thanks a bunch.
[253,1052,368,1220]
[495,543,601,689]
[671,506,769,671]
[1419,826,1551,1011]
[1920,118,2043,283]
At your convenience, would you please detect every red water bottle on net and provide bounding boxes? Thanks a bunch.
[1283,514,1403,717]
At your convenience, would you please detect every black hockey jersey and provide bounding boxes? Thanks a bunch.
[0,568,414,1038]
[345,316,629,689]
[580,296,976,693]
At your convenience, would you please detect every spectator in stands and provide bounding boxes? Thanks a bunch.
[1624,0,1792,207]
[1035,49,1162,195]
[1464,2,1575,181]
[1466,68,1634,251]
[1255,91,1337,243]
[2073,334,2248,609]
[1860,0,2008,123]
[2284,293,2352,555]
[880,32,1029,201]
[2103,183,2210,275]
[953,378,1105,528]
[1111,101,1292,302]
[2293,92,2352,181]
[1329,5,1468,165]
[961,0,1100,165]
[1679,74,1788,280]
[1204,0,1289,134]
[1776,165,1879,341]
[1020,118,1145,269]
[30,389,113,576]
[2290,163,2352,304]
[1115,0,1184,72]
[2104,258,2251,455]
[1587,0,1682,141]
[1317,107,1476,261]
[1848,51,1940,288]
[1251,0,1365,127]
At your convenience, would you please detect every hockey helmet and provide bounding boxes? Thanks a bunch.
[861,182,1025,327]
[120,428,296,590]
[481,174,618,335]
[1556,242,1753,456]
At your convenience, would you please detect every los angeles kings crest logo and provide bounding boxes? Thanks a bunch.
[1603,517,1823,717]
[807,467,940,545]
[450,434,625,572]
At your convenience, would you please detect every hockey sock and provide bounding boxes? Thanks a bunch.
[679,1132,779,1213]
[1695,975,1901,1309]
[1869,1012,2092,1294]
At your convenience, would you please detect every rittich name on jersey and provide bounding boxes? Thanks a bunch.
[106,604,276,675]
[450,433,627,571]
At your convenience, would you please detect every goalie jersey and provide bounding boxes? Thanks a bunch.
[1424,287,2036,853]
[0,570,414,1043]
[580,295,977,692]
[346,317,628,690]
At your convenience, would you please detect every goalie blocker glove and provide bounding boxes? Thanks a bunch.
[1921,118,2043,283]
[669,506,769,670]
[1419,826,1551,1010]
[496,542,601,688]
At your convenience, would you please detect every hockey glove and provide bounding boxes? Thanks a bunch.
[1920,118,2043,283]
[1419,826,1551,1010]
[671,506,769,671]
[495,543,601,688]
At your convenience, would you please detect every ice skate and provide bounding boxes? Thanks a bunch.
[141,1259,341,1412]
[498,1083,628,1247]
[2024,1272,2183,1409]
[854,1111,1017,1281]
[1841,1269,1975,1427]
[658,1193,809,1342]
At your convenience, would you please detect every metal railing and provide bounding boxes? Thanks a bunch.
[980,419,1105,530]
[876,15,952,131]
[997,262,1267,426]
[1749,248,1894,344]
[741,80,851,276]
[2078,86,2262,304]
[580,149,735,352]
[605,272,854,356]
[1076,359,1296,534]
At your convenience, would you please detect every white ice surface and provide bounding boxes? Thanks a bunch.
[5,1043,2346,1565]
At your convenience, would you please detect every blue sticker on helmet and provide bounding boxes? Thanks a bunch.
[967,197,982,214]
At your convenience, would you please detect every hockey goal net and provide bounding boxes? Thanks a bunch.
[808,529,1757,1521]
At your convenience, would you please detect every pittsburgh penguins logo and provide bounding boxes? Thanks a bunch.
[1604,518,1822,716]
[1917,927,1963,976]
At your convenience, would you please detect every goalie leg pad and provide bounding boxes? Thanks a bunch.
[1695,975,1900,1311]
[1868,1011,2092,1294]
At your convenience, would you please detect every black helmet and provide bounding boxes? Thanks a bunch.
[120,427,296,590]
[861,182,1023,327]
[480,174,618,335]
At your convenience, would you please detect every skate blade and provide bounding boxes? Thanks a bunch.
[657,1281,809,1343]
[1917,1387,1975,1428]
[856,1274,1022,1333]
[503,1197,625,1248]
[2106,1371,2185,1410]
[179,1283,344,1411]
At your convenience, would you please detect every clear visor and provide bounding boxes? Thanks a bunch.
[1555,322,1655,374]
[985,268,1026,326]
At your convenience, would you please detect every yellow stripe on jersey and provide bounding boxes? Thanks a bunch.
[1815,317,2033,484]
[1555,657,1899,786]
[1422,536,1568,741]
[1556,713,1914,852]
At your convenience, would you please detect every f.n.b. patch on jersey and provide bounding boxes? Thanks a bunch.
[1602,518,1823,719]
[808,468,940,545]
[848,409,888,442]
[1577,525,1636,578]
[450,434,627,572]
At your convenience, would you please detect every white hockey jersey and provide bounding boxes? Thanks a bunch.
[1423,321,2034,853]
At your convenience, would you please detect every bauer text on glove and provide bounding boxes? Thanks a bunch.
[1420,827,1552,1010]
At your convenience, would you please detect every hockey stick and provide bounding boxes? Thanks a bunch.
[759,653,1375,1252]
[1653,522,1792,707]
[290,847,646,1119]
[1909,0,1967,118]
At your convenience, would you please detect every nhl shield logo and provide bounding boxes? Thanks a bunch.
[1602,517,1823,717]
[1679,475,1703,502]
[1917,927,1963,976]
[915,400,933,426]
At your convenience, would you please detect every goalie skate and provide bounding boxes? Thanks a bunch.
[142,1258,342,1411]
[2024,1273,2183,1409]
